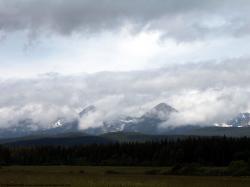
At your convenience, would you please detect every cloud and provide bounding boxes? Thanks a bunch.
[163,87,250,127]
[0,59,249,129]
[0,0,250,41]
[0,104,76,129]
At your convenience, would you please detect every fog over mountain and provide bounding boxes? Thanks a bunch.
[0,60,249,131]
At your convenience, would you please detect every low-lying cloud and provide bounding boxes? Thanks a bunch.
[0,59,249,129]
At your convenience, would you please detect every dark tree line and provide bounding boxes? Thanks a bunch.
[0,136,250,166]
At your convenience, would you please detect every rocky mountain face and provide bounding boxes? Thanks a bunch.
[227,113,250,127]
[142,103,178,119]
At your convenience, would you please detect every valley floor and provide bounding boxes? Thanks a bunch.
[0,166,249,187]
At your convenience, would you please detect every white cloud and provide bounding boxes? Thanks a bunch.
[164,88,250,127]
[0,60,249,129]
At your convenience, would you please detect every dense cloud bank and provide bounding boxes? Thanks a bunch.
[0,60,249,129]
[0,0,250,40]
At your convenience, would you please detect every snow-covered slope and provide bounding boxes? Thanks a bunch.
[214,113,250,128]
[227,113,250,127]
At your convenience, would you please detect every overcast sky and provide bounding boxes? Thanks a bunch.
[0,0,249,128]
[0,0,250,77]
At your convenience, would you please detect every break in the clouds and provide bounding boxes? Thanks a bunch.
[0,60,249,129]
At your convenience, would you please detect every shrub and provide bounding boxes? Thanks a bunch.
[169,163,201,175]
[227,160,250,176]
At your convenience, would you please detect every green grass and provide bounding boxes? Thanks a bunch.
[0,166,249,187]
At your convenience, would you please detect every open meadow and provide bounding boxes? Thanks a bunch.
[0,166,249,187]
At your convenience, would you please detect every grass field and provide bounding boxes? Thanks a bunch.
[0,166,249,187]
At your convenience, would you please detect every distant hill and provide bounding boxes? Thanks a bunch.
[101,132,188,143]
[1,131,185,146]
[4,135,113,147]
[178,126,250,137]
[1,127,250,147]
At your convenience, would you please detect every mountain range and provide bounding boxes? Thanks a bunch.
[0,103,249,143]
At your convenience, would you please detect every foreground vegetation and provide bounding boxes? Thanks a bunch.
[1,137,250,165]
[1,136,250,176]
[0,166,250,187]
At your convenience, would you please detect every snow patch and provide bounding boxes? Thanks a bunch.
[214,123,232,128]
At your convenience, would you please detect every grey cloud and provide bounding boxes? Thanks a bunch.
[0,0,250,40]
[0,59,249,129]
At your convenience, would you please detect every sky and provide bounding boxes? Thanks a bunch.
[0,0,250,129]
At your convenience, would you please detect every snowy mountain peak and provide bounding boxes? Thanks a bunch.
[154,103,178,113]
[142,103,178,119]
